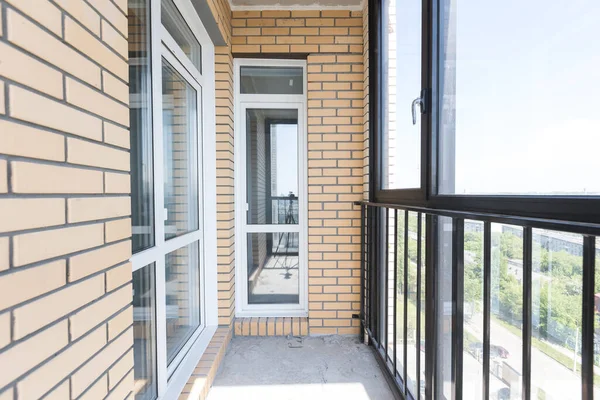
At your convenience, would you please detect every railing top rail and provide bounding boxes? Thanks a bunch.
[354,200,600,236]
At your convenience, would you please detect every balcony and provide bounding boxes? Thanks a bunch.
[206,335,396,400]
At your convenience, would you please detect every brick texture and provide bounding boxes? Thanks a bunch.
[0,0,133,399]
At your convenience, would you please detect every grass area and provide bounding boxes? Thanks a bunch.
[491,315,600,386]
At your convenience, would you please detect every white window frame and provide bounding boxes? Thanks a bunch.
[130,0,217,398]
[234,58,309,317]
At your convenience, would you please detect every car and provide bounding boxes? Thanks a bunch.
[491,345,509,359]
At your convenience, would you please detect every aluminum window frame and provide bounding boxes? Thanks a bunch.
[369,0,600,399]
[129,0,218,397]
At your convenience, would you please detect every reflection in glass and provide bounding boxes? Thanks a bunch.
[165,243,201,365]
[463,220,484,400]
[162,59,199,240]
[240,66,304,95]
[406,212,419,395]
[161,0,201,72]
[439,1,600,195]
[532,229,582,400]
[382,0,422,189]
[489,224,523,399]
[246,109,298,225]
[395,211,405,380]
[247,232,299,305]
[129,0,154,254]
[133,264,157,400]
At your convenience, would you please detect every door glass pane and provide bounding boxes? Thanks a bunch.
[240,66,304,95]
[463,220,484,400]
[439,1,600,195]
[162,59,199,240]
[129,0,154,254]
[161,0,202,72]
[489,224,523,399]
[247,232,299,305]
[246,109,298,225]
[382,0,422,189]
[406,212,419,395]
[165,243,201,365]
[133,264,157,400]
[532,229,583,399]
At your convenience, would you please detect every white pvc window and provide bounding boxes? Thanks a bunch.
[128,0,217,398]
[234,59,308,317]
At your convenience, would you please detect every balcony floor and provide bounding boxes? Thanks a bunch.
[207,335,396,400]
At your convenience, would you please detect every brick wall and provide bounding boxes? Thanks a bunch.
[213,0,236,327]
[231,10,364,335]
[0,0,133,398]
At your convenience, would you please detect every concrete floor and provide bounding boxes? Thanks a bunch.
[207,335,396,400]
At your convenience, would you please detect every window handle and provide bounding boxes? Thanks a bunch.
[411,96,424,125]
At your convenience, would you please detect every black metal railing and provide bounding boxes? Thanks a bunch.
[357,201,600,400]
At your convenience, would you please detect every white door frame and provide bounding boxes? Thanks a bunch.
[234,59,308,317]
[130,0,217,398]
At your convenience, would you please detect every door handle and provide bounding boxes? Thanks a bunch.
[411,96,424,125]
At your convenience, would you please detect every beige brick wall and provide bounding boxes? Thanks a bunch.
[213,0,236,327]
[231,10,364,335]
[0,0,133,398]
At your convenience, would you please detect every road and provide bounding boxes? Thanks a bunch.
[465,312,600,399]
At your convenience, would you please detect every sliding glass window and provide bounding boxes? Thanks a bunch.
[370,0,600,399]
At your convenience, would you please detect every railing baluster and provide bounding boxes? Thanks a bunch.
[393,209,398,376]
[483,222,491,400]
[384,207,389,355]
[404,210,409,395]
[582,236,595,400]
[360,203,365,335]
[523,227,532,400]
[417,213,422,400]
[452,218,464,400]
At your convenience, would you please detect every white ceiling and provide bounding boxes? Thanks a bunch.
[229,0,362,10]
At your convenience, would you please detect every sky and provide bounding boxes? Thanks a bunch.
[392,0,600,195]
[272,124,298,197]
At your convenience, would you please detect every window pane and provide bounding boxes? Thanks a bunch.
[162,59,199,239]
[382,0,422,189]
[532,229,582,399]
[240,66,303,95]
[489,224,523,399]
[406,212,419,395]
[246,109,299,225]
[439,1,600,195]
[129,0,154,254]
[395,211,405,380]
[133,264,157,400]
[165,243,201,365]
[247,232,299,305]
[161,0,201,72]
[463,220,484,400]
